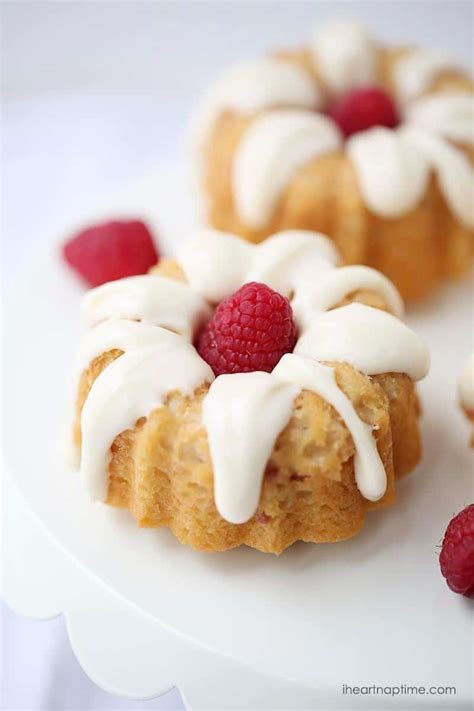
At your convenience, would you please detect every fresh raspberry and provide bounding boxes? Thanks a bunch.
[197,282,296,376]
[62,219,159,287]
[328,87,399,138]
[439,504,474,598]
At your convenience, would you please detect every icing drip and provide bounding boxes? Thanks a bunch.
[203,346,397,524]
[459,352,474,412]
[273,354,386,501]
[248,230,340,293]
[295,303,430,381]
[76,319,182,374]
[233,110,342,229]
[190,58,322,156]
[405,93,474,146]
[82,275,211,340]
[202,372,298,523]
[347,127,430,218]
[400,126,474,228]
[291,265,404,330]
[349,126,474,225]
[81,341,214,500]
[394,49,459,103]
[177,228,254,303]
[311,20,377,94]
[72,321,184,465]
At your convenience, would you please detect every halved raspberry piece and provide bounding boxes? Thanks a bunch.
[62,219,159,286]
[328,87,399,138]
[197,281,297,376]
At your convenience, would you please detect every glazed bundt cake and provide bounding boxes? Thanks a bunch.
[72,229,430,553]
[192,20,474,302]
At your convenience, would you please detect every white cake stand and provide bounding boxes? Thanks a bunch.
[3,165,474,709]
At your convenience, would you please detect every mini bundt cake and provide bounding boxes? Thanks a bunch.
[459,352,474,445]
[192,20,474,302]
[72,228,430,553]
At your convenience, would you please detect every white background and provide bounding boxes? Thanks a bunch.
[2,1,472,709]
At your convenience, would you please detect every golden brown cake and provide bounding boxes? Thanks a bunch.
[192,21,474,302]
[72,228,430,553]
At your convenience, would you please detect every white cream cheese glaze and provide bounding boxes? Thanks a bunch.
[404,93,474,146]
[81,341,214,500]
[72,321,184,459]
[178,228,340,303]
[76,319,182,374]
[191,20,472,230]
[347,125,474,226]
[76,229,430,524]
[294,303,430,381]
[177,228,253,303]
[273,354,386,501]
[393,48,459,103]
[291,265,404,329]
[400,126,474,228]
[82,275,211,340]
[347,127,430,219]
[459,352,474,412]
[248,229,340,291]
[311,20,377,94]
[233,109,342,229]
[202,372,298,523]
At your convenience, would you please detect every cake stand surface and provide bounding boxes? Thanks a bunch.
[3,164,474,709]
